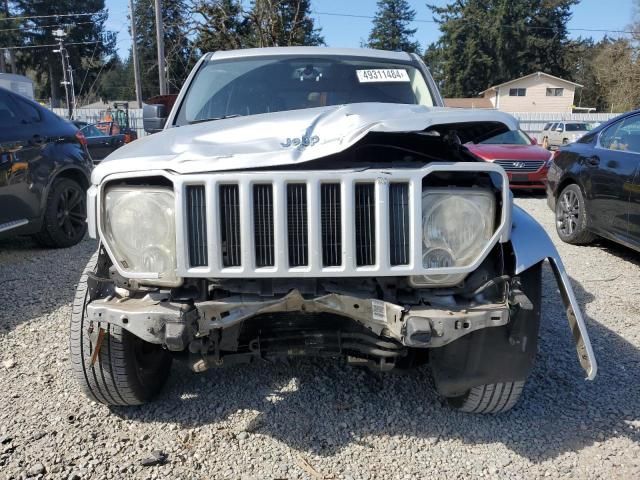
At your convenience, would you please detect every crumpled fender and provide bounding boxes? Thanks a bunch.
[510,205,597,380]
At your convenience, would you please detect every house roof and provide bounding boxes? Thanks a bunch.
[0,73,33,84]
[444,97,494,109]
[479,72,583,95]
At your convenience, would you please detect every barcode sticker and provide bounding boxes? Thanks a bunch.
[371,300,387,322]
[356,69,410,83]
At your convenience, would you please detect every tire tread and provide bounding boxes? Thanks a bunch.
[69,251,170,406]
[453,381,525,414]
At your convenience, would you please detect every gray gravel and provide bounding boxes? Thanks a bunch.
[1,196,639,479]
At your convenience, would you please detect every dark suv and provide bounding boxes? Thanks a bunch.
[0,87,92,247]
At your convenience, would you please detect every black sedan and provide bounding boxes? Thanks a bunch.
[73,121,125,162]
[546,110,640,252]
[0,87,92,247]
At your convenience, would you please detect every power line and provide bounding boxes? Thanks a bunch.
[0,12,103,22]
[0,21,94,34]
[312,10,636,35]
[1,40,100,50]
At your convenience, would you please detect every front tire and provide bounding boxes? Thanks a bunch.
[435,263,542,414]
[70,251,172,406]
[555,184,595,245]
[447,381,525,414]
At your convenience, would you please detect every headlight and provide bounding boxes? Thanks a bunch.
[412,188,496,287]
[102,186,178,285]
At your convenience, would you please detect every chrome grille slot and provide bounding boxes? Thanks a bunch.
[320,183,342,266]
[389,183,410,265]
[355,183,376,266]
[219,184,241,267]
[287,184,308,267]
[253,184,274,267]
[186,185,208,267]
[495,160,544,172]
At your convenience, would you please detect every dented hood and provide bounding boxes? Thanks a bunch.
[92,103,518,184]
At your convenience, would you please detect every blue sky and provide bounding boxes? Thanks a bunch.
[105,0,636,58]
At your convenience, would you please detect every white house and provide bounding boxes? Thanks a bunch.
[479,72,582,113]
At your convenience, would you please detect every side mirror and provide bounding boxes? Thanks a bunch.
[143,104,167,134]
[530,137,538,145]
[556,127,563,132]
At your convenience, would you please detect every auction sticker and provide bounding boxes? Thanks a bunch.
[356,69,410,83]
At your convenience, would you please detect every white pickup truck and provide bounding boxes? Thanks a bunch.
[70,47,596,414]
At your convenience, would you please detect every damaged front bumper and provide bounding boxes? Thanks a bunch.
[85,205,597,380]
[86,289,510,353]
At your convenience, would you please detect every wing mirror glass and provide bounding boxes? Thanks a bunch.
[143,104,167,134]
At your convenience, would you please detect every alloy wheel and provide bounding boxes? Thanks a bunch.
[557,189,580,236]
[56,185,86,239]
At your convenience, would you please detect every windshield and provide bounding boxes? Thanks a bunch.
[479,130,532,145]
[566,123,589,131]
[175,55,434,125]
[82,124,105,137]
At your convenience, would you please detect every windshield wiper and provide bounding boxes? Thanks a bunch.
[189,114,242,125]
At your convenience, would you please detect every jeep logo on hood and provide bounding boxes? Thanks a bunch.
[281,135,320,149]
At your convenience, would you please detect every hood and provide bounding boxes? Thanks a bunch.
[466,143,551,161]
[92,103,518,184]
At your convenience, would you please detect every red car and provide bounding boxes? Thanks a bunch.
[466,130,553,190]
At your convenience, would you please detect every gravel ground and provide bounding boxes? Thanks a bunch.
[1,195,639,480]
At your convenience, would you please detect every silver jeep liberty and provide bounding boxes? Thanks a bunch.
[71,47,596,413]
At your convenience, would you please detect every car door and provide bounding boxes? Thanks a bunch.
[618,118,640,246]
[0,89,42,234]
[551,123,564,146]
[82,124,111,161]
[588,114,640,242]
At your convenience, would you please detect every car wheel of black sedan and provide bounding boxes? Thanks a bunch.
[33,177,87,248]
[555,184,595,245]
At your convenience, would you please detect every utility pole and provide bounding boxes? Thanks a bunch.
[154,0,167,95]
[129,0,143,105]
[67,49,77,116]
[53,29,73,118]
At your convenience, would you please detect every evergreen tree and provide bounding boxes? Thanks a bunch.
[194,0,248,53]
[95,54,134,101]
[131,0,194,98]
[366,0,420,53]
[562,37,607,111]
[424,0,577,97]
[13,0,115,104]
[247,0,324,47]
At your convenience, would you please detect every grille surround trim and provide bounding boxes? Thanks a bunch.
[96,163,511,280]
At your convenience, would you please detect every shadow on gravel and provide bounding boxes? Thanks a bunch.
[0,236,96,333]
[112,263,640,463]
[511,189,547,199]
[589,237,640,268]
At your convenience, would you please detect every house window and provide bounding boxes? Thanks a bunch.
[546,88,564,97]
[509,88,526,97]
